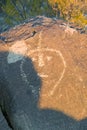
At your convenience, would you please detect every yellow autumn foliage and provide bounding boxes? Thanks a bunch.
[48,0,87,27]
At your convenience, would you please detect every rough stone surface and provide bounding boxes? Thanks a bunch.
[0,16,87,130]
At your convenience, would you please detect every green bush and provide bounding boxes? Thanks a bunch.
[1,0,55,26]
[48,0,87,27]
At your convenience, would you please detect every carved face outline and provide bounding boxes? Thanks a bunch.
[21,48,66,96]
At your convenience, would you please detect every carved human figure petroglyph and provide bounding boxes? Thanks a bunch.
[6,31,87,120]
[7,31,67,97]
[19,31,67,97]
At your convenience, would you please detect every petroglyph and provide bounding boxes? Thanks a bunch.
[38,54,45,67]
[19,31,67,97]
[28,48,67,86]
[38,73,48,78]
[7,40,28,64]
[38,31,45,67]
[48,49,66,96]
[20,58,38,96]
[75,74,86,89]
[20,58,29,84]
[46,56,52,61]
[11,32,66,106]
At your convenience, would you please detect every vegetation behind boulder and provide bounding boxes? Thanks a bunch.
[48,0,87,27]
[0,0,87,33]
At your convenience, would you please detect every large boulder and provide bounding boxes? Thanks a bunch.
[0,16,87,130]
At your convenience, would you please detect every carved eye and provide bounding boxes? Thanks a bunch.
[46,56,52,61]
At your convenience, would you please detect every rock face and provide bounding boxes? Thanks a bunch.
[0,16,87,130]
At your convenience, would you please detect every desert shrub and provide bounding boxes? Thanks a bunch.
[48,0,87,27]
[1,0,54,25]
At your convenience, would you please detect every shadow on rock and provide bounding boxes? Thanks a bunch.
[0,51,87,130]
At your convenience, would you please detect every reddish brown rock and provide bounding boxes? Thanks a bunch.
[0,16,87,120]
